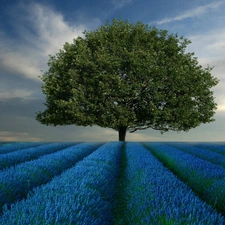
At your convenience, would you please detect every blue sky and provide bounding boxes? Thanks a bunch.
[0,0,225,142]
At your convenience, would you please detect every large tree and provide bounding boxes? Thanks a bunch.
[36,19,218,141]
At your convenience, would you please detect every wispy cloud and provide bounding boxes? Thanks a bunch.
[0,131,42,142]
[0,3,86,81]
[0,88,32,101]
[156,1,224,25]
[111,0,133,9]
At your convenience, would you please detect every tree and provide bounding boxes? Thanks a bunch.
[36,19,219,141]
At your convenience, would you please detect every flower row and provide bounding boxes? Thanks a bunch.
[192,142,225,156]
[0,143,75,170]
[166,142,225,168]
[0,142,123,225]
[114,142,225,224]
[144,142,225,216]
[0,142,101,213]
[0,142,44,154]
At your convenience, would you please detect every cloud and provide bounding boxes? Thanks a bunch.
[126,131,161,141]
[156,1,224,25]
[186,30,225,59]
[217,103,225,112]
[23,3,86,55]
[0,69,42,100]
[0,2,86,81]
[111,0,133,9]
[0,51,42,81]
[185,29,225,112]
[0,131,42,142]
[0,89,32,101]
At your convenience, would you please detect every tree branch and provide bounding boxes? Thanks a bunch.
[129,125,179,133]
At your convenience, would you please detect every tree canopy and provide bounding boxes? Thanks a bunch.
[36,19,219,141]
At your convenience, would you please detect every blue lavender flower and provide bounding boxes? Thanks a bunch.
[166,142,225,168]
[0,142,123,225]
[0,143,75,170]
[0,142,44,154]
[114,142,225,224]
[192,142,225,156]
[0,142,101,212]
[144,142,225,216]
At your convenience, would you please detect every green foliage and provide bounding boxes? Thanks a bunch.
[36,19,219,137]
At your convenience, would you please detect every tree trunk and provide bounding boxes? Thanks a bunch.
[118,126,127,141]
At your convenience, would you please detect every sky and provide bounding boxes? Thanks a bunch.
[0,0,225,142]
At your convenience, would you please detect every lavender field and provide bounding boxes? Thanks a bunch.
[0,141,225,224]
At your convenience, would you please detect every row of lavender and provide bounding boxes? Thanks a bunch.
[0,142,225,224]
[0,142,102,212]
[0,142,123,224]
[143,142,225,217]
[0,143,77,170]
[114,142,225,224]
[0,142,47,154]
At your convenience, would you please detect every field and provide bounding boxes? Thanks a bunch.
[0,141,225,224]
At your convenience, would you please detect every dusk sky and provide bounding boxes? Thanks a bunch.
[0,0,225,142]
